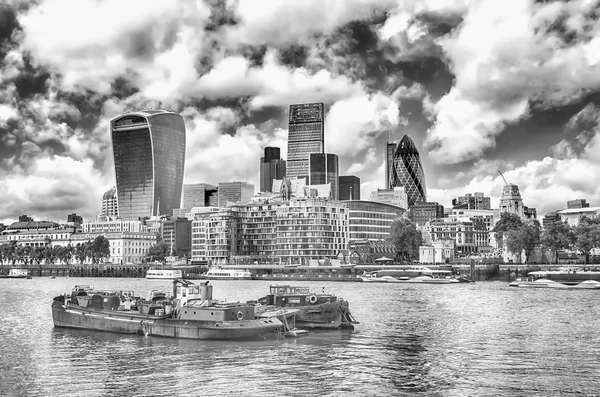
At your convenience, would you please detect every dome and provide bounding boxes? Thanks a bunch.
[103,186,117,200]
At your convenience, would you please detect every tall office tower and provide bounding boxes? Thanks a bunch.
[182,183,218,208]
[110,109,186,221]
[287,103,324,181]
[100,186,119,218]
[385,141,398,189]
[308,153,339,199]
[218,181,255,207]
[259,147,286,192]
[339,175,360,200]
[390,135,427,206]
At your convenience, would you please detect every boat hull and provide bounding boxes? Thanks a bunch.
[52,301,282,340]
[509,279,600,289]
[359,276,459,284]
[258,301,354,329]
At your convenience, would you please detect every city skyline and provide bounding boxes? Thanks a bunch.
[1,1,600,223]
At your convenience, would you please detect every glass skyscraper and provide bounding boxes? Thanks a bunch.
[259,147,286,192]
[287,103,324,181]
[391,135,427,206]
[385,141,397,190]
[110,109,186,221]
[309,153,339,200]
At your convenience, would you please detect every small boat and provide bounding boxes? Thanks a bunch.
[509,278,600,289]
[6,269,31,279]
[145,268,183,279]
[205,266,252,280]
[52,280,283,340]
[255,285,358,330]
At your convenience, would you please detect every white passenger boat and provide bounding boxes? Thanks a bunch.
[509,278,600,289]
[145,269,183,279]
[358,268,463,284]
[205,266,253,280]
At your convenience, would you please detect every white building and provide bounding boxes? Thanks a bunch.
[82,219,144,233]
[419,240,455,264]
[368,187,409,210]
[558,207,600,227]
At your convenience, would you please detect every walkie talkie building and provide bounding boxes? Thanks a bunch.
[391,135,427,206]
[110,109,186,221]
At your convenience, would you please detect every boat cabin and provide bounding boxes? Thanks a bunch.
[265,285,337,306]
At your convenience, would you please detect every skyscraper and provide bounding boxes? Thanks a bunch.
[287,103,324,181]
[390,135,427,206]
[182,183,217,208]
[110,109,186,221]
[309,153,339,200]
[100,186,119,219]
[339,175,360,200]
[259,147,286,192]
[218,181,255,207]
[385,141,397,190]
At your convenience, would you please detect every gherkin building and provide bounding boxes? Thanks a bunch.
[391,135,427,206]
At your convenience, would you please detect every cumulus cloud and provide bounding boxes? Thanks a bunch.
[426,0,600,164]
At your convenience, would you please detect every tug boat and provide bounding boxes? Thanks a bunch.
[52,280,283,340]
[255,285,358,330]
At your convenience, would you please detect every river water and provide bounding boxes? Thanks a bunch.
[1,278,599,396]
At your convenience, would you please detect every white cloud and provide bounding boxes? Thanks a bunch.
[0,155,110,222]
[0,104,18,128]
[426,0,600,164]
[224,0,396,47]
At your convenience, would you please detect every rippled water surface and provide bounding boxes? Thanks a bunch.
[1,278,599,396]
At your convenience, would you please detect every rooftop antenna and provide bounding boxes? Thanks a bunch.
[498,171,509,186]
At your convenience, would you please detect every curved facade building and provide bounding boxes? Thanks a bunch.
[391,135,426,206]
[110,110,186,221]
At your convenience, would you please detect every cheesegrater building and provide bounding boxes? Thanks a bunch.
[110,109,186,221]
[390,135,427,206]
[287,103,324,181]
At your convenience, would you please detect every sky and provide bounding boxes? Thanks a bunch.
[0,0,600,224]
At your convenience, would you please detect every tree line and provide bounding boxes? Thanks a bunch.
[494,212,600,264]
[0,236,111,265]
[386,213,600,264]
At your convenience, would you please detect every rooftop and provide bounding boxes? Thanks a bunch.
[558,207,600,214]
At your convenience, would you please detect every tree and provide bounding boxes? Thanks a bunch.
[387,218,423,262]
[541,220,574,264]
[2,241,17,265]
[573,217,600,264]
[505,221,542,263]
[145,243,171,263]
[56,245,73,265]
[31,246,46,265]
[74,242,88,264]
[493,212,524,247]
[88,236,110,264]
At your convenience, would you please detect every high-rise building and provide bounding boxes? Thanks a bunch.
[218,182,255,207]
[385,141,397,189]
[390,135,427,206]
[287,103,324,181]
[309,153,339,200]
[110,109,186,221]
[100,186,119,219]
[452,192,491,210]
[182,183,217,208]
[259,147,286,192]
[567,199,589,209]
[339,176,360,200]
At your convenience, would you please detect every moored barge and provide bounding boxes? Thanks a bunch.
[52,280,283,340]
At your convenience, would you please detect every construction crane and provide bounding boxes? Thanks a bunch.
[498,171,509,186]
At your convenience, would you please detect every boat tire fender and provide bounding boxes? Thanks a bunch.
[308,295,318,304]
[237,311,244,320]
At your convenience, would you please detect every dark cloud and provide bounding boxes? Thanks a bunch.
[0,5,19,59]
[278,44,308,69]
[205,0,238,32]
[13,54,50,100]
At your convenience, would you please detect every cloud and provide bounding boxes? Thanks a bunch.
[425,0,600,164]
[0,155,110,222]
[224,0,396,47]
